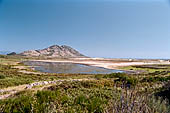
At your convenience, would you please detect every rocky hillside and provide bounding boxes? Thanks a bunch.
[20,45,87,58]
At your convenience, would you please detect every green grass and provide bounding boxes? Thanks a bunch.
[120,65,168,73]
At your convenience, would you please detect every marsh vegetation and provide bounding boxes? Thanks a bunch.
[0,56,170,112]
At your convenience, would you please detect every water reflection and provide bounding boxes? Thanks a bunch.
[23,61,123,74]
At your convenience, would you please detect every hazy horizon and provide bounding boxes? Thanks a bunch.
[1,0,170,59]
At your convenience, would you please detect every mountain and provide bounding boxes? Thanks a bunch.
[0,51,11,55]
[19,45,87,58]
[7,52,17,55]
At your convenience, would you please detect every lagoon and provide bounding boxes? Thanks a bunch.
[23,61,123,74]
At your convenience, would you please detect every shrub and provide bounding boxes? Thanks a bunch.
[0,74,5,79]
[110,90,170,113]
[103,73,127,79]
[94,74,104,80]
[142,76,170,83]
[109,73,138,86]
[74,94,106,113]
[34,90,58,113]
[0,55,6,58]
[0,95,33,113]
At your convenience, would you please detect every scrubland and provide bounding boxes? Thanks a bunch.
[0,55,170,113]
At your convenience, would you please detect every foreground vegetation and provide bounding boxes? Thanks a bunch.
[1,81,169,113]
[0,56,170,112]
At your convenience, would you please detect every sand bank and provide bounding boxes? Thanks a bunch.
[29,58,170,70]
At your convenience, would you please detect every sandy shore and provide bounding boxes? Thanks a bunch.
[29,58,170,70]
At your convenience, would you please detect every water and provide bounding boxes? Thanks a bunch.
[23,61,123,74]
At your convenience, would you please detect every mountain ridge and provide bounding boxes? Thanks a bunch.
[19,45,87,58]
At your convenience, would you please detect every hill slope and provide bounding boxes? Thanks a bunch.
[20,45,87,58]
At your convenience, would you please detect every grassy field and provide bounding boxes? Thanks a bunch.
[0,56,170,112]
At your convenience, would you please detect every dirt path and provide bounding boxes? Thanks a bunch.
[0,78,95,100]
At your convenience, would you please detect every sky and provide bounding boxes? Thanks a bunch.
[0,0,170,59]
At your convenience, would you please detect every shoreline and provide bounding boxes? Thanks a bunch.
[28,59,170,70]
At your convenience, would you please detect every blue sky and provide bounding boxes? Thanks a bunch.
[0,0,170,58]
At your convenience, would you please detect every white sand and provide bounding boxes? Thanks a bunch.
[30,58,170,70]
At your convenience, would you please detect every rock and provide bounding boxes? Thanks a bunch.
[25,85,32,89]
[43,81,48,85]
[0,90,4,93]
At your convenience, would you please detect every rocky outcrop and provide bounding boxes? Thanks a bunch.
[20,45,86,58]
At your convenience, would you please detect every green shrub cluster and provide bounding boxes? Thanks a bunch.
[0,81,113,113]
[0,74,5,79]
[142,76,170,82]
[102,73,138,86]
[1,81,169,113]
[1,57,170,112]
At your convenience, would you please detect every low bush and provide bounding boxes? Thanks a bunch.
[142,76,170,82]
[0,94,33,113]
[104,73,138,86]
[0,55,6,58]
[1,83,169,113]
[110,90,170,113]
[0,74,5,79]
[103,73,126,79]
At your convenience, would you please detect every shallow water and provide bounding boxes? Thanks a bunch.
[23,61,123,74]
